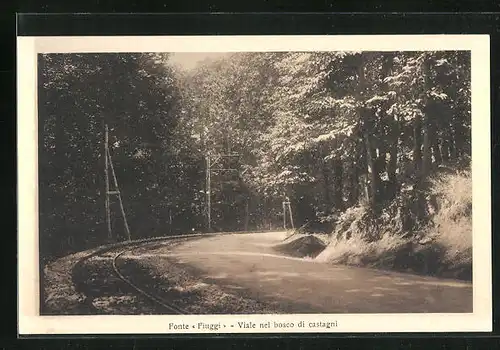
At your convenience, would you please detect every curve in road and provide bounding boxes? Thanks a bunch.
[126,231,473,314]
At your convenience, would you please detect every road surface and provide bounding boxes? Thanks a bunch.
[143,231,473,313]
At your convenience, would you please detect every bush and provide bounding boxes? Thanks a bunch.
[317,169,472,280]
[430,169,472,276]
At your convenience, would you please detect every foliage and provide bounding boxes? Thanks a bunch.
[38,53,202,262]
[182,50,471,235]
[39,50,471,266]
[315,170,472,280]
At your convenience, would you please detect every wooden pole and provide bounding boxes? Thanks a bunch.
[104,125,112,241]
[244,199,249,231]
[287,202,295,230]
[283,201,286,229]
[108,147,131,241]
[206,155,212,231]
[169,208,173,234]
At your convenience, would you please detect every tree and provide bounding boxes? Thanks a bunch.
[38,53,200,262]
[40,48,471,261]
[180,49,471,236]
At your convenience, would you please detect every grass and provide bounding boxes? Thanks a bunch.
[431,169,472,257]
[316,168,472,281]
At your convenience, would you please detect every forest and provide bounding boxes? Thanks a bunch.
[38,50,471,275]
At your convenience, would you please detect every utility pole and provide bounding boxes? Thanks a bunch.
[205,152,240,232]
[287,201,295,230]
[206,155,212,231]
[104,124,131,242]
[104,125,112,240]
[169,208,173,234]
[282,197,294,230]
[284,203,287,229]
[244,200,249,231]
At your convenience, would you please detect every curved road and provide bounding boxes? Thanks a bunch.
[149,231,473,313]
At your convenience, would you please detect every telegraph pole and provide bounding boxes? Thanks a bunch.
[108,146,131,241]
[287,201,295,230]
[205,152,240,232]
[206,155,212,231]
[282,201,286,229]
[104,125,112,240]
[244,200,249,231]
[283,197,294,230]
[104,124,131,242]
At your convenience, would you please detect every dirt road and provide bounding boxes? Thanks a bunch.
[138,231,473,313]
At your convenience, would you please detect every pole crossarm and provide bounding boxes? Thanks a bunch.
[205,152,242,231]
[209,153,240,167]
[210,168,239,172]
[210,155,222,167]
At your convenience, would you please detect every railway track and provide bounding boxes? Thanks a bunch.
[71,230,271,314]
[111,241,190,315]
[72,235,198,314]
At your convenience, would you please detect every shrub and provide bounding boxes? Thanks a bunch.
[316,168,472,280]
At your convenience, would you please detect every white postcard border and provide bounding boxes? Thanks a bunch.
[17,35,492,334]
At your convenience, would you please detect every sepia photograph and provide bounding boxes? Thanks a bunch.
[17,35,491,334]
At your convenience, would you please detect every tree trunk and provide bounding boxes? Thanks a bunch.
[364,126,378,208]
[431,134,442,166]
[413,113,422,175]
[332,157,344,211]
[322,160,332,211]
[387,121,399,200]
[422,114,431,176]
[449,125,457,160]
[357,137,368,205]
[453,121,464,159]
[357,53,379,209]
[375,143,387,201]
[422,56,432,176]
[348,160,359,206]
[380,52,395,200]
[441,136,450,163]
[244,199,249,231]
[367,136,378,207]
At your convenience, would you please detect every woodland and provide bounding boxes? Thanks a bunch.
[38,51,471,269]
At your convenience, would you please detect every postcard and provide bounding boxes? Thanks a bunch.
[17,34,491,334]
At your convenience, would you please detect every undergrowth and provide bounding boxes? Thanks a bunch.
[316,167,472,281]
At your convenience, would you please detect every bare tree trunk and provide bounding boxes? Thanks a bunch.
[441,136,450,163]
[364,129,378,208]
[357,53,380,209]
[422,56,432,176]
[376,143,387,200]
[413,113,422,175]
[449,125,457,160]
[348,160,359,206]
[357,137,369,205]
[332,157,344,211]
[387,122,399,199]
[422,115,431,176]
[453,121,463,159]
[380,52,396,200]
[432,132,442,166]
[244,199,249,231]
[322,161,332,211]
